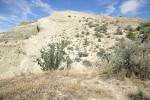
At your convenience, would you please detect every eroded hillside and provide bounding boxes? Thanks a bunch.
[0,11,148,79]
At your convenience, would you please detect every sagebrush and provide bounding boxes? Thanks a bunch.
[111,40,150,79]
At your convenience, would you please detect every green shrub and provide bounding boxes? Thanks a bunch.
[65,55,72,69]
[94,24,107,33]
[126,31,136,40]
[83,38,90,46]
[78,52,89,57]
[94,32,102,38]
[100,24,107,33]
[37,41,72,71]
[111,40,150,79]
[61,40,71,47]
[86,32,90,35]
[125,25,133,31]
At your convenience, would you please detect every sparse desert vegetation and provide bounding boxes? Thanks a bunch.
[0,11,150,100]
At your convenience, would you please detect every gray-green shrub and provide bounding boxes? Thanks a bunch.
[82,60,92,67]
[136,22,150,42]
[83,38,90,46]
[111,40,150,79]
[115,28,123,35]
[37,41,71,71]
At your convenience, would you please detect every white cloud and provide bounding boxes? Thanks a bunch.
[98,0,119,6]
[120,0,148,14]
[98,0,117,15]
[106,5,115,15]
[1,0,32,20]
[0,15,9,22]
[0,14,17,23]
[0,0,54,21]
[98,0,110,5]
[32,0,54,14]
[0,0,55,32]
[101,5,115,15]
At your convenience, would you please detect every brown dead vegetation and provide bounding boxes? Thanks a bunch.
[0,68,150,100]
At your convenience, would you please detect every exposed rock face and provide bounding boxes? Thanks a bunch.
[0,11,148,79]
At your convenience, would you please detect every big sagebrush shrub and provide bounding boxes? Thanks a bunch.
[137,22,150,42]
[111,40,150,79]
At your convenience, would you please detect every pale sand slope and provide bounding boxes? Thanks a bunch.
[0,16,58,79]
[20,17,59,73]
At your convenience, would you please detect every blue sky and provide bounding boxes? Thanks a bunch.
[0,0,150,32]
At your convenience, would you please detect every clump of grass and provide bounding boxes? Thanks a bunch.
[115,28,123,35]
[94,32,102,38]
[98,38,101,42]
[75,33,80,37]
[125,25,134,31]
[128,90,150,100]
[68,15,71,17]
[100,24,107,33]
[82,60,92,67]
[83,38,90,46]
[81,31,85,34]
[78,52,89,57]
[75,57,82,62]
[88,22,95,28]
[86,32,90,35]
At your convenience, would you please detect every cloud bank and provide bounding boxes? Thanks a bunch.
[120,0,148,14]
